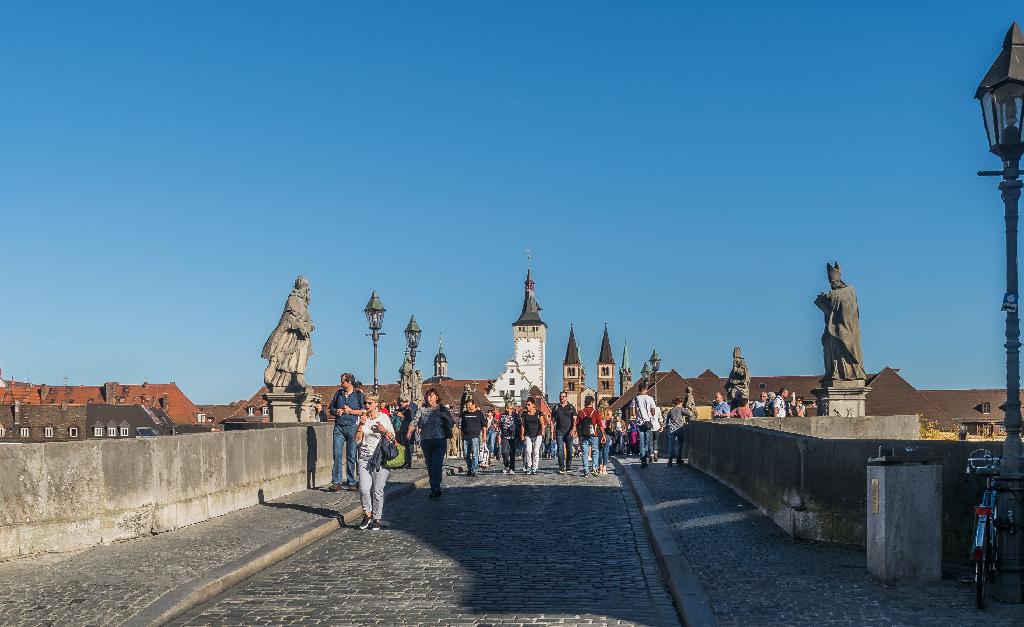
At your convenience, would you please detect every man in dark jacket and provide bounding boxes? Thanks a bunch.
[398,396,419,469]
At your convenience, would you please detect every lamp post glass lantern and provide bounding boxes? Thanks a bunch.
[649,349,661,404]
[976,22,1024,604]
[364,291,386,394]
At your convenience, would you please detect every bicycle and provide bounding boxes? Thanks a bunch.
[966,449,1000,608]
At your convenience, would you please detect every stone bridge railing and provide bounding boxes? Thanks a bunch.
[686,421,999,560]
[0,424,333,561]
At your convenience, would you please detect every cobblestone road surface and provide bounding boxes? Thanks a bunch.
[176,459,680,626]
[637,461,1024,626]
[0,469,426,627]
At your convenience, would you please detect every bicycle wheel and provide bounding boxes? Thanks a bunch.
[977,520,990,609]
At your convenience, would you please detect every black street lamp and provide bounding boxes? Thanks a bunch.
[404,314,421,384]
[976,22,1024,603]
[649,349,661,404]
[364,291,386,394]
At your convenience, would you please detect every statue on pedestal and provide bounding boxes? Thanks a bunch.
[399,351,424,405]
[814,262,866,382]
[684,386,697,418]
[262,276,314,392]
[724,346,750,407]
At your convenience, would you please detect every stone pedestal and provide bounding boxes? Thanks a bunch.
[866,456,942,582]
[813,379,871,417]
[263,388,313,423]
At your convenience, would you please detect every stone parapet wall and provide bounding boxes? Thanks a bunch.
[712,414,920,439]
[0,423,334,561]
[686,422,1000,560]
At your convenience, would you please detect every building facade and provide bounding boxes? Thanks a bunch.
[488,268,547,405]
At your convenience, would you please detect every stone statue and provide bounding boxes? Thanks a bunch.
[814,262,866,382]
[398,351,424,405]
[723,346,750,407]
[262,276,314,391]
[684,386,697,418]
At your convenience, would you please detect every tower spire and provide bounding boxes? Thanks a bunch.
[512,266,545,327]
[564,324,581,365]
[598,324,614,365]
[621,342,631,371]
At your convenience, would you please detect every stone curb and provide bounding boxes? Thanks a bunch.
[122,473,432,627]
[613,457,718,627]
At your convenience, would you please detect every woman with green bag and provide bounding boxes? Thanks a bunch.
[354,392,397,530]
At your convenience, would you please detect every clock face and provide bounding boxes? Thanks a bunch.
[522,350,536,363]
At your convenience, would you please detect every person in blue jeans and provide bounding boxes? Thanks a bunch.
[329,373,365,492]
[460,398,487,477]
[407,388,451,498]
[577,397,601,476]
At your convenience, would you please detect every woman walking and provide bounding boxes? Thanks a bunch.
[598,405,613,474]
[519,398,546,475]
[499,408,519,474]
[407,388,452,498]
[355,393,397,530]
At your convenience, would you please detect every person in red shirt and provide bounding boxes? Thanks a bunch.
[730,396,753,419]
[576,396,602,477]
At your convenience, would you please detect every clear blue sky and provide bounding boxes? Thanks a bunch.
[0,2,1019,403]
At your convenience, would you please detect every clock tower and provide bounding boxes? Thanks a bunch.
[512,268,547,397]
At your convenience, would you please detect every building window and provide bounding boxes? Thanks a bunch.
[44,427,54,438]
[602,381,610,390]
[0,426,5,437]
[247,407,255,416]
[569,382,576,391]
[20,427,29,437]
[197,413,206,423]
[261,406,269,416]
[532,326,538,332]
[120,426,129,437]
[601,367,610,376]
[981,402,992,415]
[759,383,766,389]
[509,378,515,386]
[108,427,117,437]
[94,426,103,437]
[69,427,78,438]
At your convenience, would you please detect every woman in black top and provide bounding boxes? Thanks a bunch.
[518,398,547,475]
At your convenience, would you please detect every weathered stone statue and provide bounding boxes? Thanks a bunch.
[398,351,424,405]
[262,276,314,392]
[724,346,750,407]
[684,386,697,418]
[814,262,866,382]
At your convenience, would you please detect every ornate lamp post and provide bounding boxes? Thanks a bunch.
[649,349,661,404]
[976,22,1024,603]
[404,314,422,367]
[363,291,386,394]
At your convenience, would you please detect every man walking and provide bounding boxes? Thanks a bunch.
[576,396,601,476]
[329,373,366,491]
[632,382,657,468]
[551,391,578,474]
[460,398,487,477]
[665,397,693,466]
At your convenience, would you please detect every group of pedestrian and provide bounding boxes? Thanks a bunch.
[712,388,807,419]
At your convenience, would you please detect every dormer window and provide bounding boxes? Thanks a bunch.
[247,407,255,416]
[20,427,29,437]
[120,426,129,437]
[94,426,104,437]
[107,426,117,437]
[981,402,992,415]
[0,426,5,437]
[69,427,78,438]
[44,427,54,438]
[197,413,207,423]
[261,406,270,416]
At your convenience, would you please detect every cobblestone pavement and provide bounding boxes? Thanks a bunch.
[0,469,426,627]
[636,461,1024,626]
[175,458,680,626]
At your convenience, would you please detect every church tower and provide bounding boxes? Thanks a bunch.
[562,324,585,407]
[596,324,616,405]
[512,268,547,396]
[427,334,451,382]
[619,341,633,395]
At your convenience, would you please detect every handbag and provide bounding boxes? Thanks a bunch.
[440,407,455,439]
[381,436,406,469]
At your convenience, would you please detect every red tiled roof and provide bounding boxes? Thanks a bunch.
[1,380,202,425]
[920,389,1012,427]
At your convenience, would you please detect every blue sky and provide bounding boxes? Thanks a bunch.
[0,2,1018,403]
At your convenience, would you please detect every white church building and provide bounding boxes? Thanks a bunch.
[487,269,547,406]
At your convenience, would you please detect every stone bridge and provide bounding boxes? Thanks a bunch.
[1,423,1023,626]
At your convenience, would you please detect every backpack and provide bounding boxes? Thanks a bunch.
[578,408,597,437]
